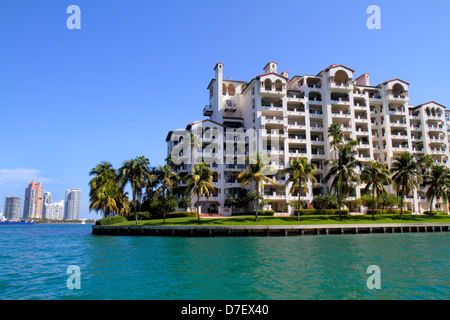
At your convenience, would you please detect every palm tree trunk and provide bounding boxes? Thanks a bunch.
[133,190,138,225]
[372,188,375,221]
[163,187,166,224]
[430,198,434,220]
[255,181,260,222]
[297,183,301,221]
[338,179,342,221]
[197,191,200,223]
[400,187,404,220]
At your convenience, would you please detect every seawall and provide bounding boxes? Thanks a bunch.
[92,223,450,237]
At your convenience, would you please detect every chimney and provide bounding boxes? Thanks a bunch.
[281,71,289,78]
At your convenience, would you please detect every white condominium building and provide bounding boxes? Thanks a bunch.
[166,62,449,215]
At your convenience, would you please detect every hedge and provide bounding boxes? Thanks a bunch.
[95,215,127,225]
[232,210,275,216]
[366,209,412,215]
[423,210,447,215]
[165,211,197,218]
[127,211,197,221]
[298,209,349,216]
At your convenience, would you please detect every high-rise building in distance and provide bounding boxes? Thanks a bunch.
[5,197,21,221]
[23,182,44,219]
[43,200,64,220]
[64,188,81,220]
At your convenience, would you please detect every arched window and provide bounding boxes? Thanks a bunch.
[275,80,283,92]
[392,83,405,97]
[228,84,235,96]
[334,70,349,85]
[264,79,272,91]
[222,83,227,95]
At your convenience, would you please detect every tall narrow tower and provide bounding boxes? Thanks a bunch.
[23,182,44,219]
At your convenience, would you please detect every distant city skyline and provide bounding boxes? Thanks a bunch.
[2,182,81,221]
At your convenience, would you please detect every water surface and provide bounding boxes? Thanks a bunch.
[0,224,448,299]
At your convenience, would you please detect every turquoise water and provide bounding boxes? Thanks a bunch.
[0,224,448,300]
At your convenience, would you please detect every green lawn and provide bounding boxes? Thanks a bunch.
[111,214,450,226]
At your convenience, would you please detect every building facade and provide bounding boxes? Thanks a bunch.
[23,182,44,219]
[5,197,21,221]
[43,200,64,220]
[64,189,81,220]
[166,62,449,215]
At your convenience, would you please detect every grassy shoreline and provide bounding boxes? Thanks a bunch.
[109,214,450,227]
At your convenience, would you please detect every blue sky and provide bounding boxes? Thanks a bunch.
[0,0,449,219]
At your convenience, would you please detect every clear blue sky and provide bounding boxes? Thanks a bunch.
[0,0,449,219]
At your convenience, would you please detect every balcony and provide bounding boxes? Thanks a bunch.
[368,93,382,101]
[203,105,213,116]
[264,192,286,199]
[329,80,353,90]
[262,130,288,139]
[427,125,445,132]
[266,148,285,155]
[331,110,351,118]
[224,101,237,112]
[390,121,407,127]
[387,91,409,102]
[391,132,408,139]
[261,102,283,111]
[309,110,324,118]
[287,121,306,129]
[306,84,322,92]
[287,107,305,115]
[289,149,307,157]
[392,145,409,152]
[430,148,446,155]
[310,124,324,131]
[355,115,368,122]
[308,97,322,105]
[330,97,351,106]
[354,103,367,110]
[311,152,326,159]
[287,135,307,144]
[261,116,284,125]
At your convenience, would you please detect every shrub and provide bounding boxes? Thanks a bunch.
[127,212,151,221]
[165,211,197,218]
[298,209,349,216]
[232,210,275,216]
[366,209,412,215]
[423,210,447,215]
[95,215,127,225]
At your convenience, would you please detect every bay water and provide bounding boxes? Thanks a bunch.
[0,224,448,300]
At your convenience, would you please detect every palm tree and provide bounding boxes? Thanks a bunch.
[89,161,120,218]
[323,143,363,221]
[390,152,422,219]
[238,153,277,222]
[419,154,435,175]
[155,164,180,223]
[185,161,215,223]
[189,131,202,174]
[328,123,343,160]
[224,193,238,215]
[118,156,154,225]
[423,165,450,219]
[284,156,317,221]
[360,161,392,220]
